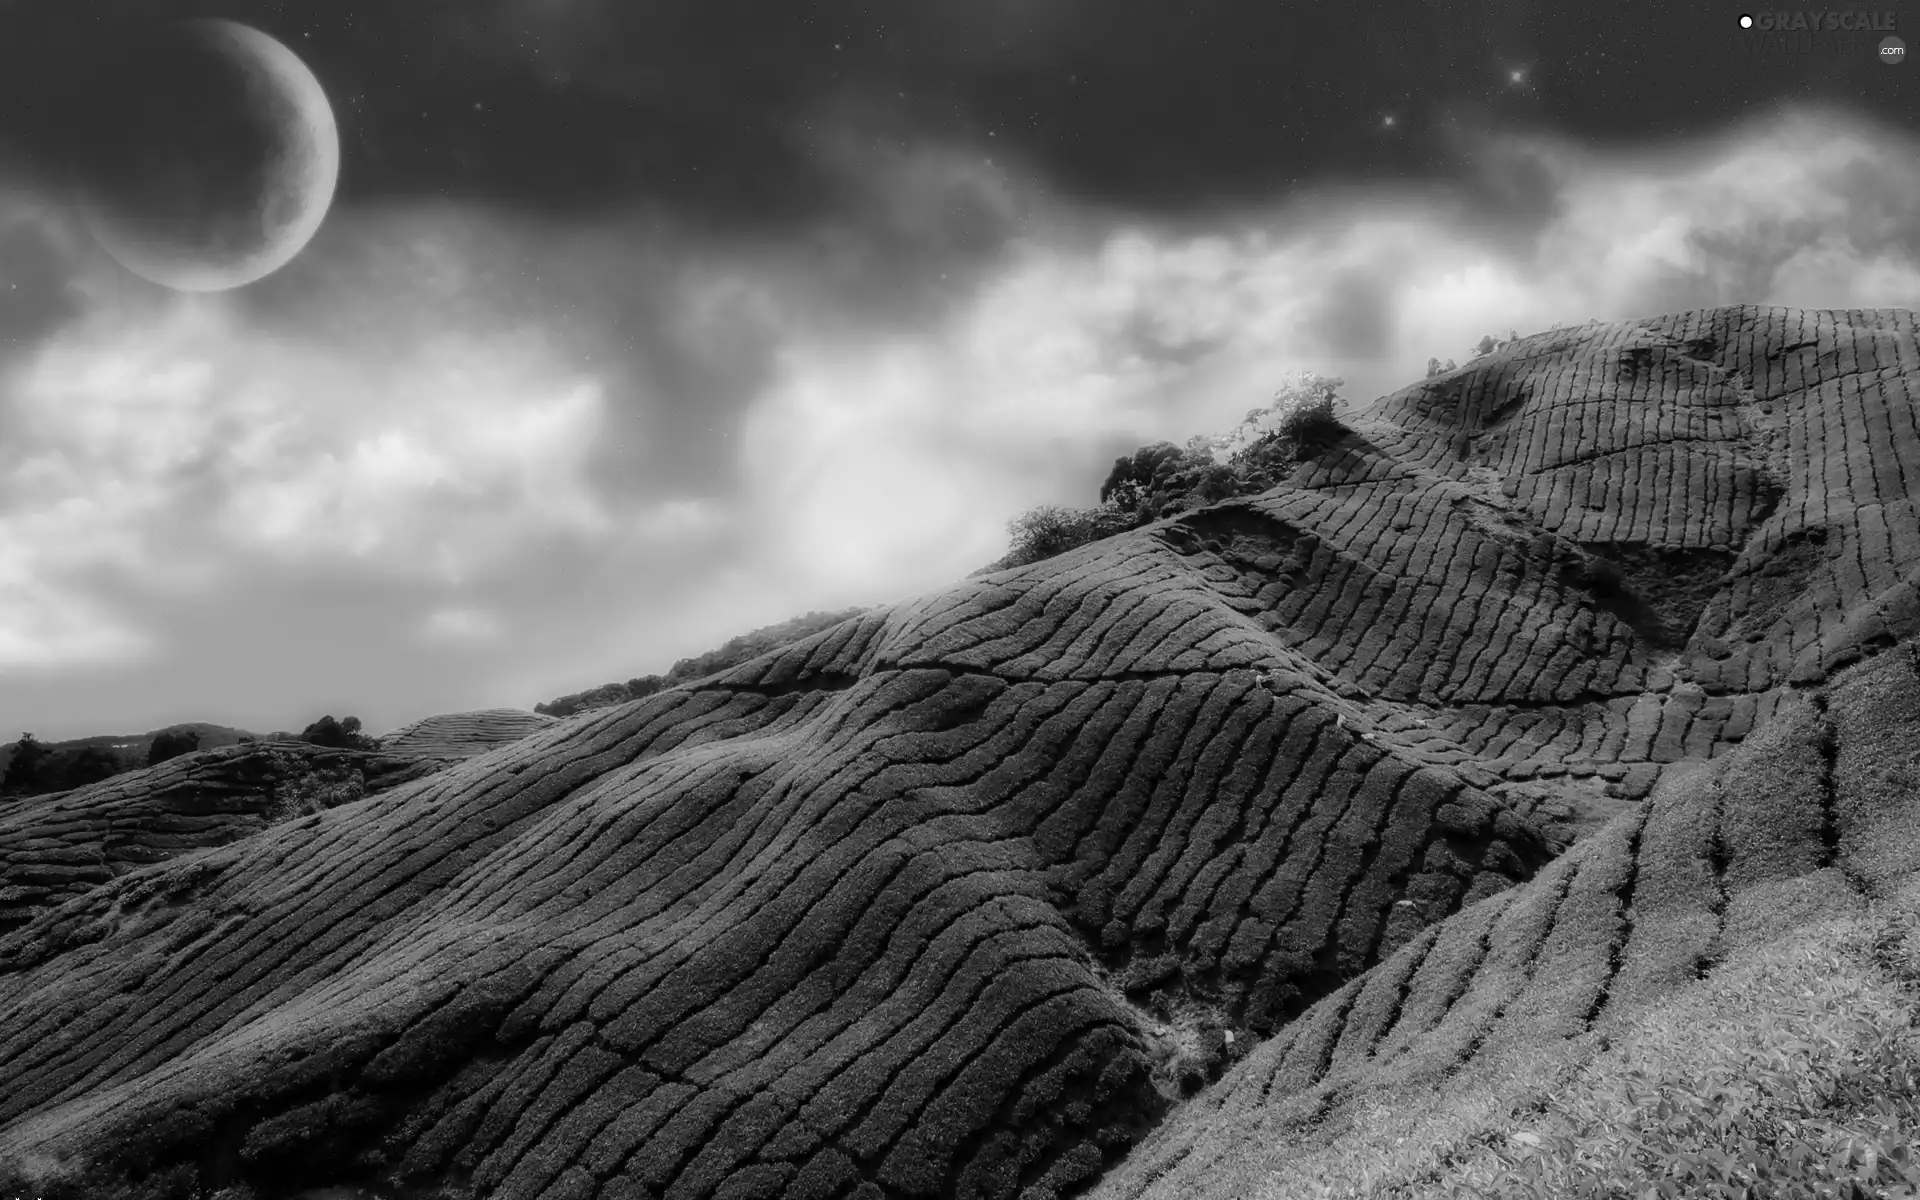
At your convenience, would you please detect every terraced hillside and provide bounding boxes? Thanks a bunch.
[0,305,1916,1200]
[378,711,559,760]
[1091,644,1920,1199]
[0,743,470,936]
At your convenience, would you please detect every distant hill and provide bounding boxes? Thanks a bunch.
[3,306,1919,1200]
[0,723,256,796]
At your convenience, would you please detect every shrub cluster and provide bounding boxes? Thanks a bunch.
[295,714,379,751]
[982,371,1351,574]
[261,747,366,825]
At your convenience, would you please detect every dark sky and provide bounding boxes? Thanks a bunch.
[4,0,1900,227]
[0,0,1914,741]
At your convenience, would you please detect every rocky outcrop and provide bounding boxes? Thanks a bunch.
[0,305,1915,1200]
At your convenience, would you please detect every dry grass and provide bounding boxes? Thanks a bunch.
[1229,896,1920,1200]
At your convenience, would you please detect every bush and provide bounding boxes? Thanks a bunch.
[994,503,1139,571]
[147,728,201,767]
[1083,371,1352,543]
[1100,441,1238,524]
[262,748,366,825]
[1212,371,1348,488]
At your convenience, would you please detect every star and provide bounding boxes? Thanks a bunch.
[1382,113,1397,128]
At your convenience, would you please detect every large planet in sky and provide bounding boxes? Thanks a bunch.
[67,18,339,292]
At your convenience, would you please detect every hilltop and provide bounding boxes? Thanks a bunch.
[1,305,1917,1200]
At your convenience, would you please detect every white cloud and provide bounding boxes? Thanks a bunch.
[1,285,613,664]
[0,566,152,670]
[7,99,1920,708]
[420,606,507,647]
[627,497,730,545]
[735,103,1920,597]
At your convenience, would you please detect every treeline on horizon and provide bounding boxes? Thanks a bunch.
[0,716,378,800]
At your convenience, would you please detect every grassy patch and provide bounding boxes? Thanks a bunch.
[1238,898,1920,1199]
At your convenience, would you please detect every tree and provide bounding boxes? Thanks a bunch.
[1095,372,1350,530]
[998,503,1137,570]
[1214,371,1348,488]
[148,728,202,767]
[60,746,126,791]
[1100,441,1234,523]
[2,733,47,792]
[297,715,378,751]
[1426,356,1458,378]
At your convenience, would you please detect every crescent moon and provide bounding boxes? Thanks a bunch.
[80,19,340,293]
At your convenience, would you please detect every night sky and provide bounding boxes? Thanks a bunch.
[0,0,1914,741]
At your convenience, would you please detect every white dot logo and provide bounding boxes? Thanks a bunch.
[1738,13,1754,28]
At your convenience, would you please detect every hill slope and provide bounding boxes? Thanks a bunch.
[377,711,559,760]
[1090,644,1920,1199]
[0,743,470,936]
[1,304,1916,1200]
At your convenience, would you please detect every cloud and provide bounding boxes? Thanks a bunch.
[7,97,1920,733]
[0,563,152,671]
[0,222,619,670]
[735,102,1920,599]
[420,606,507,647]
[12,296,612,575]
